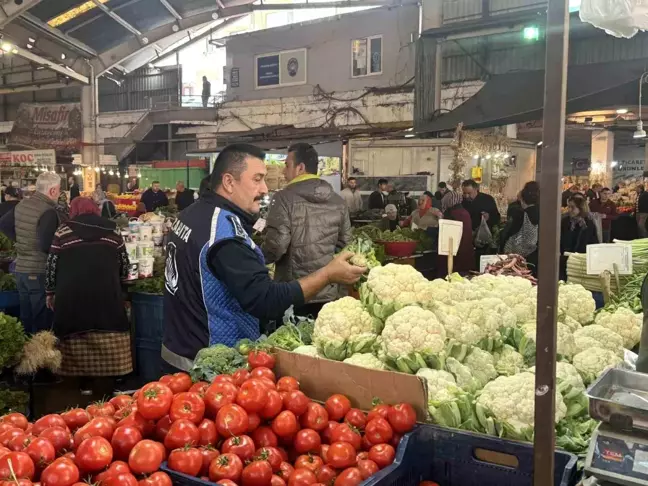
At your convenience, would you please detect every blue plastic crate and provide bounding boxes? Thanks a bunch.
[369,424,578,486]
[131,292,164,386]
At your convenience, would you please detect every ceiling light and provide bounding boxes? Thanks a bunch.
[26,44,33,50]
[473,154,479,159]
[1,43,12,53]
[94,167,100,173]
[172,24,179,32]
[28,38,35,43]
[485,154,492,160]
[404,134,415,138]
[634,120,647,139]
[537,141,543,146]
[60,53,66,60]
[611,161,618,168]
[137,171,142,178]
[148,63,154,69]
[108,169,114,176]
[11,49,17,54]
[616,108,629,114]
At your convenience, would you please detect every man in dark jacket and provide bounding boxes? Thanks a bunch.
[175,181,195,211]
[0,187,20,220]
[263,143,352,316]
[461,179,501,230]
[68,176,80,202]
[162,144,364,372]
[368,179,388,210]
[140,181,169,212]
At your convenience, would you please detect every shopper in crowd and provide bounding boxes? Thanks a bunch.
[46,197,131,395]
[434,182,448,201]
[0,187,21,219]
[586,183,602,202]
[560,193,599,280]
[500,181,540,274]
[436,191,474,278]
[92,187,117,219]
[637,183,648,238]
[340,177,363,213]
[377,204,399,231]
[590,187,617,242]
[0,172,66,334]
[162,143,365,372]
[140,180,169,213]
[368,178,388,210]
[175,181,195,212]
[202,76,211,108]
[68,176,80,202]
[561,184,581,207]
[264,143,351,317]
[461,179,501,230]
[56,191,69,218]
[402,191,441,230]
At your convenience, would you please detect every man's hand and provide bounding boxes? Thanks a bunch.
[325,251,366,285]
[481,211,490,221]
[46,295,55,311]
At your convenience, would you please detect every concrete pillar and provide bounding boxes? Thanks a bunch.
[591,129,614,187]
[420,0,443,111]
[81,84,96,169]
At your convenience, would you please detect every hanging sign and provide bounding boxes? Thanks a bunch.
[0,149,56,166]
[9,103,82,156]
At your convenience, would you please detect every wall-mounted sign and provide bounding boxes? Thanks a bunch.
[613,159,645,182]
[9,103,82,156]
[0,149,56,166]
[230,67,240,88]
[255,49,307,89]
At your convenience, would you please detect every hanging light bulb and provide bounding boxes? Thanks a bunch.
[137,171,142,178]
[94,167,100,173]
[108,169,114,176]
[123,173,128,179]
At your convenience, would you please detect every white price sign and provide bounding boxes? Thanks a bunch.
[586,243,633,275]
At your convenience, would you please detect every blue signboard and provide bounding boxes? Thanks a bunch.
[257,55,280,87]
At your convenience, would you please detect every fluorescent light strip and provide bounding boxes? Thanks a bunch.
[48,0,110,28]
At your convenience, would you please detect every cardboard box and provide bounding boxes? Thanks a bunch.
[274,349,429,422]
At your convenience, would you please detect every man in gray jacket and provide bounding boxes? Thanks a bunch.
[263,143,351,316]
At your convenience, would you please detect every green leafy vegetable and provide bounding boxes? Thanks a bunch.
[190,344,247,382]
[0,313,26,370]
[0,272,16,291]
[131,277,165,295]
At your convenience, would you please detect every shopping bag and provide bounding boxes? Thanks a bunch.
[474,214,492,248]
[590,213,603,244]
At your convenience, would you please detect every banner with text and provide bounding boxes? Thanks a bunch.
[613,159,645,182]
[0,150,56,166]
[9,103,82,156]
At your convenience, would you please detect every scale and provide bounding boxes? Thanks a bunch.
[585,368,648,485]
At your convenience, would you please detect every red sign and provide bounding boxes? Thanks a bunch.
[0,149,56,166]
[9,103,82,156]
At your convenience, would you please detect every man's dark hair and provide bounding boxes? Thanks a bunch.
[601,187,611,193]
[423,191,434,200]
[5,187,20,199]
[211,143,266,190]
[438,182,447,189]
[348,177,357,182]
[152,180,160,185]
[288,143,319,174]
[521,181,540,205]
[378,178,388,186]
[462,179,479,190]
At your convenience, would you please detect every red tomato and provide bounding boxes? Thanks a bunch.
[189,382,209,396]
[138,471,173,486]
[325,395,351,422]
[250,366,276,382]
[390,433,402,448]
[294,455,323,473]
[364,418,393,446]
[260,391,283,420]
[0,428,24,447]
[247,350,276,370]
[212,375,236,385]
[256,447,282,472]
[60,409,89,432]
[197,419,218,446]
[232,369,251,387]
[94,460,130,482]
[209,452,243,483]
[276,377,299,393]
[221,435,255,462]
[357,459,379,479]
[293,429,321,454]
[39,428,72,455]
[73,418,114,448]
[361,435,373,452]
[300,403,328,432]
[236,381,269,414]
[288,468,317,486]
[271,411,298,438]
[356,451,368,461]
[40,458,79,486]
[7,432,28,451]
[32,415,67,437]
[316,465,337,484]
[215,481,238,486]
[0,446,8,459]
[164,419,199,450]
[167,373,193,394]
[154,415,172,443]
[204,382,239,418]
[320,444,330,463]
[117,411,154,438]
[277,462,294,481]
[137,382,173,421]
[86,402,115,419]
[368,443,395,469]
[366,404,390,423]
[128,440,164,475]
[75,437,113,472]
[387,404,416,434]
[169,392,206,424]
[334,467,362,486]
[1,413,28,431]
[111,426,142,460]
[199,446,220,476]
[327,442,357,469]
[0,423,16,435]
[321,421,339,445]
[271,475,287,486]
[215,404,249,438]
[344,409,366,430]
[101,472,139,486]
[258,378,277,391]
[0,451,35,479]
[331,423,362,451]
[109,395,133,411]
[283,391,309,417]
[252,426,278,448]
[25,437,56,468]
[241,459,273,486]
[168,447,202,477]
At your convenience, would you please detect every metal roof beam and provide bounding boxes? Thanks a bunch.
[158,0,182,20]
[64,0,144,34]
[0,0,43,28]
[218,0,415,15]
[0,81,79,94]
[90,0,142,36]
[18,13,98,57]
[10,45,89,84]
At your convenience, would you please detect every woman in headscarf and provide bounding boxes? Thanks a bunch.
[401,191,442,230]
[92,186,117,219]
[436,191,475,278]
[45,197,132,395]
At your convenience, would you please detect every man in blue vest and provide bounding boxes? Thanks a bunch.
[162,143,365,372]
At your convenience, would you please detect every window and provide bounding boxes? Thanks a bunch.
[352,35,382,77]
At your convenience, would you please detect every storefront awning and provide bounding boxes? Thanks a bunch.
[417,60,648,133]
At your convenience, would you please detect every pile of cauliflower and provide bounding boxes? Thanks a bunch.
[310,264,640,451]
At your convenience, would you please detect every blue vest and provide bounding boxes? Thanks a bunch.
[200,207,263,346]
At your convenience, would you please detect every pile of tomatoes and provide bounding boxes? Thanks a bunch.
[0,350,416,486]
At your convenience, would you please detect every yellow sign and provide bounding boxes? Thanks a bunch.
[471,166,483,183]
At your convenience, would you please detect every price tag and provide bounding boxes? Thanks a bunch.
[438,219,463,256]
[586,243,633,275]
[480,255,507,273]
[253,218,267,233]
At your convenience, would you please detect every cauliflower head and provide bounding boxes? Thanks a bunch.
[594,307,642,349]
[519,321,576,360]
[381,305,447,373]
[464,347,498,389]
[476,372,567,441]
[494,344,526,376]
[560,315,582,333]
[573,346,623,385]
[529,361,585,397]
[558,283,596,325]
[313,297,381,360]
[446,357,481,393]
[293,345,320,357]
[343,353,386,370]
[417,368,472,428]
[360,264,429,319]
[434,303,486,348]
[573,324,624,358]
[416,368,459,403]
